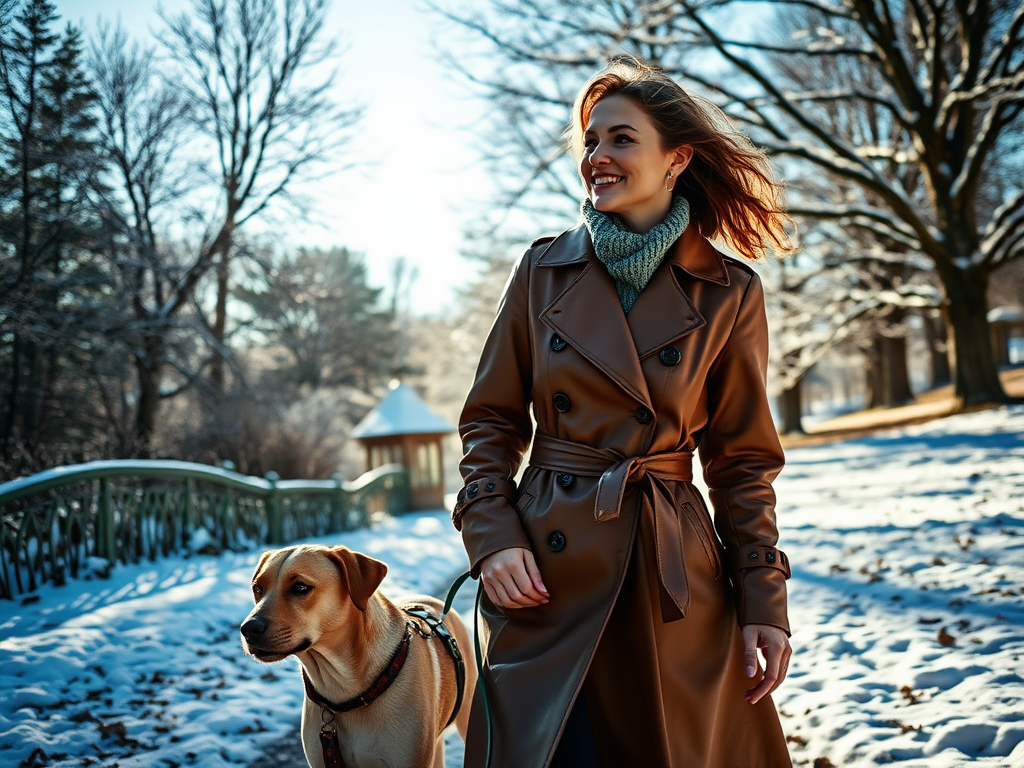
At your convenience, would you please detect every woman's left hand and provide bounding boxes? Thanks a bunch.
[741,624,791,704]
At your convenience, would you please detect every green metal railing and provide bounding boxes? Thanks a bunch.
[0,460,409,600]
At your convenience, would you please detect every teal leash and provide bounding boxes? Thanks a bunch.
[441,570,492,768]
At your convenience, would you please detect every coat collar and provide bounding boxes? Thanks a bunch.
[535,221,731,287]
[536,222,729,406]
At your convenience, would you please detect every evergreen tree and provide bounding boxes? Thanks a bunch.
[0,0,109,477]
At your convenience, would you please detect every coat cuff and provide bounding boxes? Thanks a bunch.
[458,495,532,576]
[732,566,790,635]
[452,477,518,531]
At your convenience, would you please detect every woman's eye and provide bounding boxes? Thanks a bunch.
[291,582,312,596]
[614,134,633,144]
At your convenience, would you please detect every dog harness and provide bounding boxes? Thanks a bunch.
[301,607,466,768]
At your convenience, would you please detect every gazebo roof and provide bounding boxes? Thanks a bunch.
[988,306,1024,323]
[351,383,456,440]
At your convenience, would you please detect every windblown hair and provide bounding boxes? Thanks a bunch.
[567,57,794,260]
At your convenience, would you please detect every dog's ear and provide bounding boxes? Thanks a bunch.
[254,550,273,574]
[325,547,388,612]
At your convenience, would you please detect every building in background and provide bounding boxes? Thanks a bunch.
[352,382,456,510]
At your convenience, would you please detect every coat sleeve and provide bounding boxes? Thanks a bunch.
[698,268,790,635]
[453,250,535,575]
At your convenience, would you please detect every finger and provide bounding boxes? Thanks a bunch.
[742,627,760,678]
[746,643,783,705]
[509,567,547,605]
[771,646,792,695]
[482,579,500,609]
[522,550,549,596]
[495,567,539,608]
[490,578,519,609]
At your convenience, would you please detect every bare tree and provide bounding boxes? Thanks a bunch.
[433,0,1024,408]
[88,25,207,455]
[158,0,361,392]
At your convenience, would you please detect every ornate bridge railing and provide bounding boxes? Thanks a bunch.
[0,460,409,600]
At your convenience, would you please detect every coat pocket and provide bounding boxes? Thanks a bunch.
[681,500,723,580]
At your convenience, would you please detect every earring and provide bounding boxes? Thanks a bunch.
[665,170,674,191]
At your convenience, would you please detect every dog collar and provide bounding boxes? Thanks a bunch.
[302,625,412,714]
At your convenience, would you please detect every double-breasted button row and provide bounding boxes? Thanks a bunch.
[553,392,571,413]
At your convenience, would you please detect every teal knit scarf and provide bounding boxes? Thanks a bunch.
[581,195,691,313]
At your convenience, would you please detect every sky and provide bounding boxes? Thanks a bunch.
[56,0,499,315]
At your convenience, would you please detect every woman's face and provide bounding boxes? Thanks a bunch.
[580,94,692,233]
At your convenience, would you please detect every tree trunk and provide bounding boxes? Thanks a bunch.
[134,335,164,458]
[924,309,952,388]
[942,267,1007,407]
[210,247,230,393]
[2,331,23,464]
[864,340,884,410]
[881,332,913,405]
[778,376,804,434]
[880,308,913,406]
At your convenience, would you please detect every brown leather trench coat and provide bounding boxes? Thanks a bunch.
[453,221,793,768]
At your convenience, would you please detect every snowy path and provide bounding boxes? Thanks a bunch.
[1,405,1022,767]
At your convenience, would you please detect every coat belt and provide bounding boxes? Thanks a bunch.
[529,433,694,623]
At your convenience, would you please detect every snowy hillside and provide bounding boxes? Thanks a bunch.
[1,405,1022,767]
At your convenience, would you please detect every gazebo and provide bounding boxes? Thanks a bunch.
[351,382,456,511]
[989,306,1024,366]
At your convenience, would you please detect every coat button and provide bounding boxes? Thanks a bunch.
[467,483,479,498]
[485,482,496,491]
[557,473,575,488]
[634,406,653,424]
[765,550,776,564]
[549,334,567,351]
[659,346,681,366]
[547,531,566,552]
[553,392,571,413]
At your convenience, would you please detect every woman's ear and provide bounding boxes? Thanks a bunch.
[670,145,694,177]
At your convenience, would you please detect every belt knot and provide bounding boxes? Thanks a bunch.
[529,433,694,622]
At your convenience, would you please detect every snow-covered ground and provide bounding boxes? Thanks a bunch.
[1,405,1022,767]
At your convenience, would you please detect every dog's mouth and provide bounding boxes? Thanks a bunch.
[244,637,312,662]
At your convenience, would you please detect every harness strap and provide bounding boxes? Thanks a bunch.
[404,607,467,729]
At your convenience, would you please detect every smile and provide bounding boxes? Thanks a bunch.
[593,175,622,187]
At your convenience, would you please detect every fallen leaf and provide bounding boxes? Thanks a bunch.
[938,626,956,647]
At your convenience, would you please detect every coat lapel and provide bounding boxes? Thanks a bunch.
[626,224,729,358]
[535,223,732,402]
[537,226,652,407]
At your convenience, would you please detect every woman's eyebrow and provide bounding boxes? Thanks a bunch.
[585,123,638,134]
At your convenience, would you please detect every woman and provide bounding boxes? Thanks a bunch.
[452,58,794,768]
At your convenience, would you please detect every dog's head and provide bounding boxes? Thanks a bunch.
[239,544,388,663]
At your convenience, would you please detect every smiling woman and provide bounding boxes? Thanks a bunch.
[454,56,797,768]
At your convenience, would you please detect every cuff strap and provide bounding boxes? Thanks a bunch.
[452,477,517,530]
[726,545,791,578]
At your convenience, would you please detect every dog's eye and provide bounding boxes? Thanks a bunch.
[252,584,263,600]
[291,582,313,596]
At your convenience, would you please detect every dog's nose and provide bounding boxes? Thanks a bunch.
[240,615,268,641]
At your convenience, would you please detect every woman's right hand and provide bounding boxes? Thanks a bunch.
[480,547,549,609]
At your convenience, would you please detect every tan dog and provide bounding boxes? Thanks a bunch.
[240,544,476,768]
